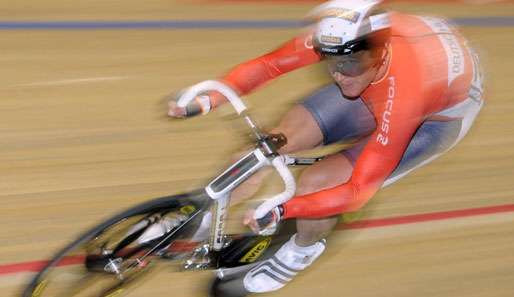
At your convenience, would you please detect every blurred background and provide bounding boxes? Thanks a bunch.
[1,0,513,296]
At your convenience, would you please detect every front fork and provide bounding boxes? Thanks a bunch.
[211,195,230,251]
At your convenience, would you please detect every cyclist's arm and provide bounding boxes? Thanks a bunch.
[210,32,321,108]
[282,81,427,218]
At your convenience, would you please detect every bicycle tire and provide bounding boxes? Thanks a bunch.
[21,190,211,297]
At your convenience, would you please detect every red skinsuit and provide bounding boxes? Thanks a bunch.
[212,13,475,218]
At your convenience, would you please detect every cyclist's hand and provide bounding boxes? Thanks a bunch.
[244,206,283,236]
[167,94,211,118]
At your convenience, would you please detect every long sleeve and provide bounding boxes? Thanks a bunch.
[210,32,321,107]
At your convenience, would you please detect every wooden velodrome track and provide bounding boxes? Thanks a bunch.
[1,0,514,296]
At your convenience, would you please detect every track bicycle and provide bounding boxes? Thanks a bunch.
[21,80,324,297]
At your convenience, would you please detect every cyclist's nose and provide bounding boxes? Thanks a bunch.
[332,71,350,83]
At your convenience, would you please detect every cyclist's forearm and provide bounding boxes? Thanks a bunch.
[282,182,363,219]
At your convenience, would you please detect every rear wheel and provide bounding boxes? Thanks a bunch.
[22,191,210,297]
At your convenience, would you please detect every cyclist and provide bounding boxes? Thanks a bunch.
[167,0,484,295]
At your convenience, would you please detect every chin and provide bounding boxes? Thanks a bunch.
[335,82,362,99]
[341,88,361,99]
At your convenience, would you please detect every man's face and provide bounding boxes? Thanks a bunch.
[327,50,378,98]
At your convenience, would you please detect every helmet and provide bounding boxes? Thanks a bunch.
[310,0,390,55]
[309,0,391,76]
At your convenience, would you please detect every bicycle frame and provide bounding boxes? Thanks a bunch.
[177,80,321,267]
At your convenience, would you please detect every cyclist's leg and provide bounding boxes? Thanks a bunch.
[230,83,375,205]
[294,153,353,245]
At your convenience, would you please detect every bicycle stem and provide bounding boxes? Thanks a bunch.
[243,113,265,141]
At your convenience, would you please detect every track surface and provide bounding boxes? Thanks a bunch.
[1,1,514,296]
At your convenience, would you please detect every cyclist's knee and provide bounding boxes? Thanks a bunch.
[296,154,353,195]
[271,105,323,153]
[296,174,332,195]
[229,167,272,205]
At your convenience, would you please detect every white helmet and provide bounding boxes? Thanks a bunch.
[309,0,391,56]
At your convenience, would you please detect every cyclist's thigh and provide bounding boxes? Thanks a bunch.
[272,83,376,153]
[301,83,376,145]
[343,118,465,187]
[385,119,462,185]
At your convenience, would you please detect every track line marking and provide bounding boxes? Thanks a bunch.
[12,76,129,88]
[0,17,513,30]
[0,255,84,275]
[338,203,514,230]
[1,203,513,276]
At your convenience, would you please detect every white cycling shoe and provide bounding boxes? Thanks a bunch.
[243,234,326,293]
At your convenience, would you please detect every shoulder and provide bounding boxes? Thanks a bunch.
[389,12,457,38]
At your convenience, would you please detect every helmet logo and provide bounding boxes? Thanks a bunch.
[321,48,338,54]
[316,8,360,23]
[320,35,343,44]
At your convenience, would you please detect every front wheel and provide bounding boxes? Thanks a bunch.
[21,190,211,297]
